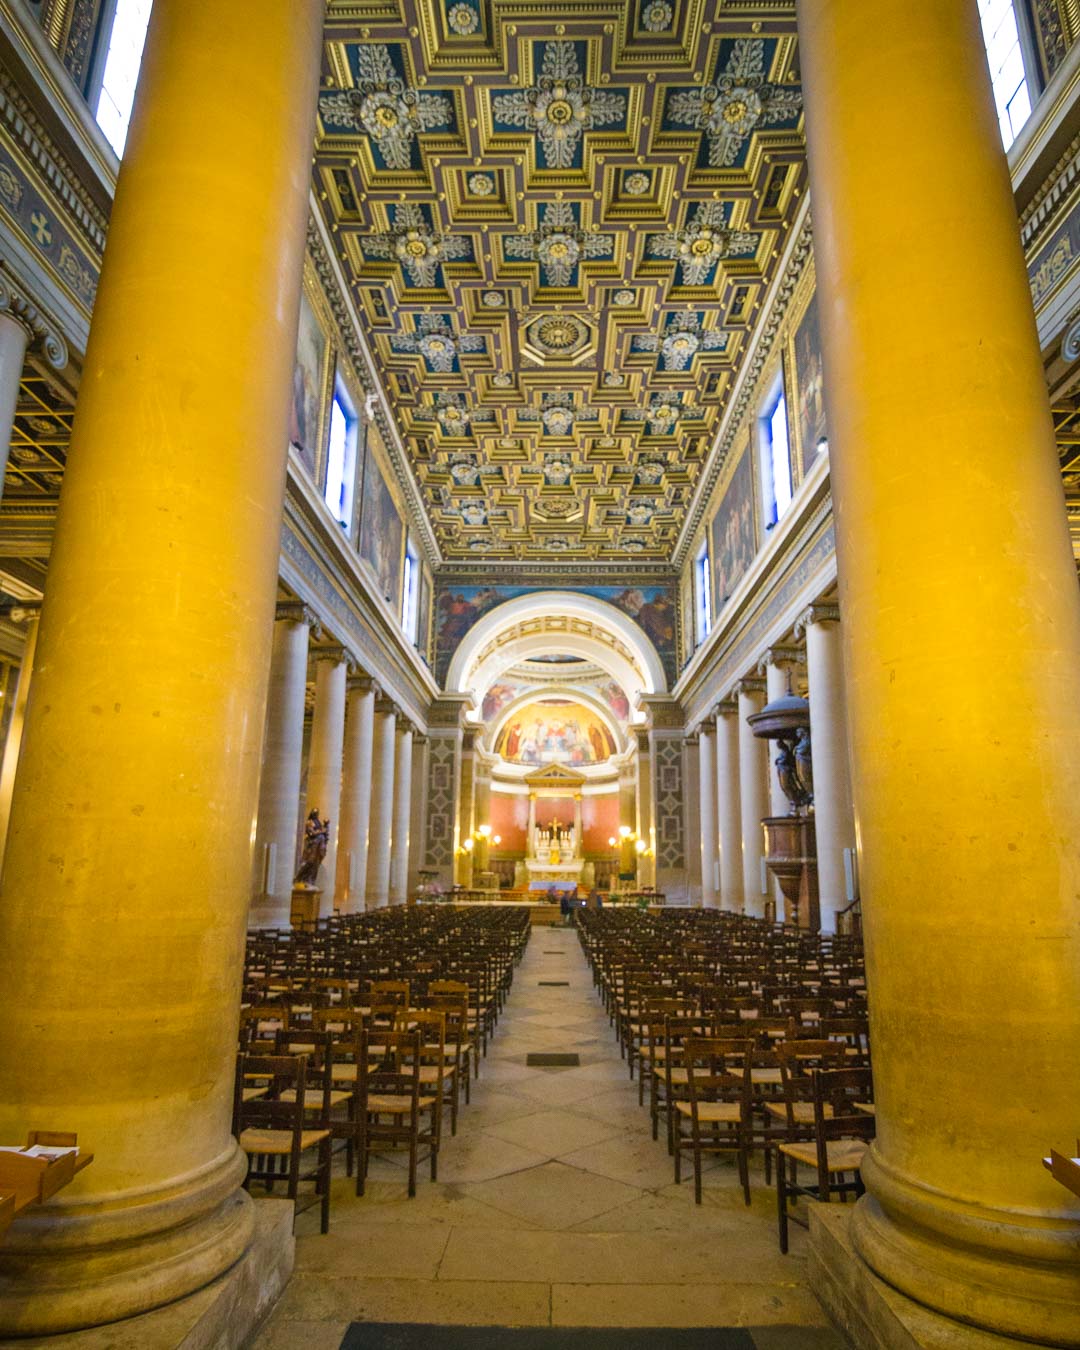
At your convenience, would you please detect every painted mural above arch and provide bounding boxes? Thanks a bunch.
[435,581,677,685]
[494,697,616,768]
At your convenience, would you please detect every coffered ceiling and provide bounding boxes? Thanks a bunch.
[315,0,806,563]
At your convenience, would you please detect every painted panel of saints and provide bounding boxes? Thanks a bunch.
[793,287,828,479]
[358,427,404,606]
[711,442,758,609]
[288,288,328,480]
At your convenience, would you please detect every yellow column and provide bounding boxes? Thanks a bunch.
[0,1,324,1334]
[798,1,1080,1342]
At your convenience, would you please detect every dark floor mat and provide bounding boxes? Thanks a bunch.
[538,980,570,986]
[525,1052,580,1066]
[340,1327,758,1350]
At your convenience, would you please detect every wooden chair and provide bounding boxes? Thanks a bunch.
[358,1028,438,1198]
[396,1007,450,1152]
[233,1053,332,1233]
[777,1066,874,1253]
[423,992,473,1128]
[674,1036,753,1205]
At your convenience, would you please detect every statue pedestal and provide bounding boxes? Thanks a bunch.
[762,816,819,931]
[290,885,321,930]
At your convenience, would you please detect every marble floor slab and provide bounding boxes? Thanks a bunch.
[253,926,845,1349]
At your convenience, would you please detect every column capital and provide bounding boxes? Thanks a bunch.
[397,718,417,738]
[374,694,399,717]
[713,699,738,718]
[794,602,841,638]
[275,600,321,635]
[694,716,716,738]
[347,672,378,695]
[757,645,803,676]
[733,676,766,698]
[0,602,42,626]
[316,644,359,672]
[0,264,67,370]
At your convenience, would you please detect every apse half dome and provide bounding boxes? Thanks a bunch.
[495,698,616,767]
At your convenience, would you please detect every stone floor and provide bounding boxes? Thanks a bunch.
[254,925,845,1350]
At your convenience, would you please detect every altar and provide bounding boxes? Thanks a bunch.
[520,763,587,889]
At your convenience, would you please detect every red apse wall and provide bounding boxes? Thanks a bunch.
[489,790,620,856]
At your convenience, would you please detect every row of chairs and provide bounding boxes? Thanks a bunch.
[578,908,875,1249]
[233,906,530,1229]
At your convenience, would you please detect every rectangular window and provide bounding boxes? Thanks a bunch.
[324,384,358,530]
[760,384,793,531]
[979,0,1032,150]
[94,0,153,157]
[695,545,712,645]
[401,543,420,641]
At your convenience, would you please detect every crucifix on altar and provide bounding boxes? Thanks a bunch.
[523,763,586,887]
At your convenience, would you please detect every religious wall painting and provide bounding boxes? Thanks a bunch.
[358,422,404,606]
[792,286,828,480]
[288,287,330,481]
[417,563,432,664]
[710,440,757,610]
[680,561,695,666]
[481,679,527,723]
[596,678,631,723]
[495,698,616,767]
[434,582,678,683]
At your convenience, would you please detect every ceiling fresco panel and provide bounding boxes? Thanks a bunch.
[316,0,804,562]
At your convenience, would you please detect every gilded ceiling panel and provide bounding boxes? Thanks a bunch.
[316,0,805,561]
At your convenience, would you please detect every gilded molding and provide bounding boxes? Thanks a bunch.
[673,208,815,569]
[304,214,439,570]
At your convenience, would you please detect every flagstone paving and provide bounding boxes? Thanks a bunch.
[254,923,844,1348]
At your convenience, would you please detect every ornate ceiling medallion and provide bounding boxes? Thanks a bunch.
[665,38,803,170]
[492,41,628,170]
[389,313,485,373]
[319,45,454,171]
[522,311,594,364]
[647,202,758,286]
[364,203,472,287]
[504,201,614,288]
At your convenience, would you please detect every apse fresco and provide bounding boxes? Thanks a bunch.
[793,287,828,479]
[358,424,404,606]
[495,699,616,766]
[288,288,328,480]
[435,582,677,683]
[710,441,757,609]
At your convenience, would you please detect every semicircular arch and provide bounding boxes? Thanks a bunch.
[446,590,667,704]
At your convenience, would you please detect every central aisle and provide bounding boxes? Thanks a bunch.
[256,922,842,1348]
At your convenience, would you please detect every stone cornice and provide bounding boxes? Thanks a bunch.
[0,79,108,259]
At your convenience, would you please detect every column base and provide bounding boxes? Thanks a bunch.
[0,1197,293,1350]
[0,1146,253,1336]
[809,1201,1072,1350]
